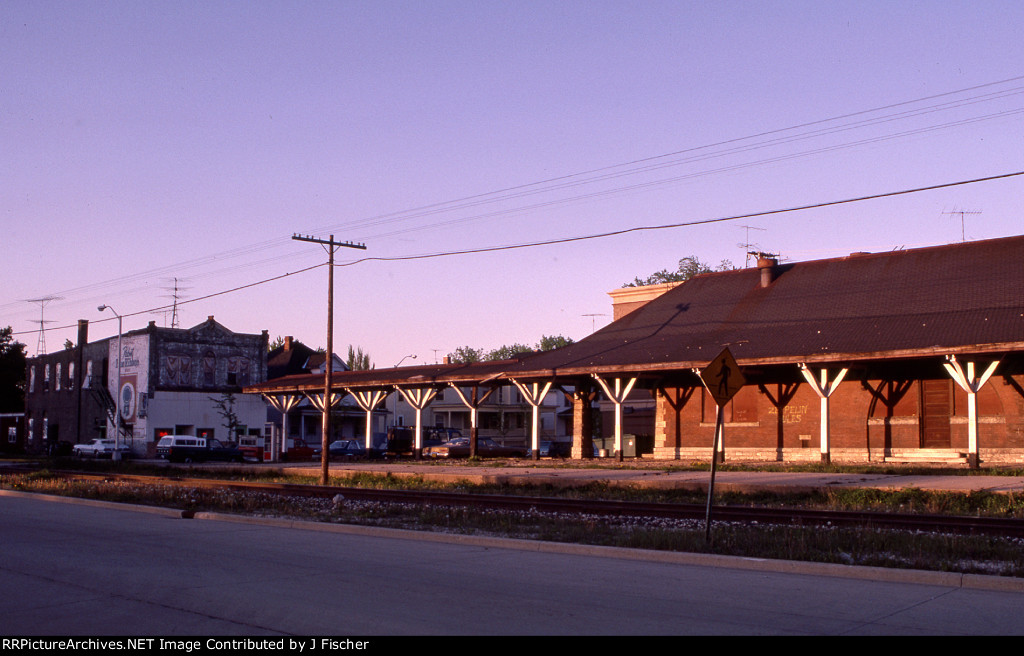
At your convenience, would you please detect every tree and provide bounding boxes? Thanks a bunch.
[346,345,373,371]
[268,335,287,351]
[537,334,574,351]
[446,346,484,364]
[486,343,533,361]
[623,255,735,287]
[0,327,27,413]
[209,392,240,442]
[447,335,575,364]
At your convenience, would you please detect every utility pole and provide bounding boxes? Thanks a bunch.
[293,234,366,485]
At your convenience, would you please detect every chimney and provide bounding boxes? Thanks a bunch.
[757,256,778,288]
[77,319,89,348]
[443,356,450,365]
[285,336,293,350]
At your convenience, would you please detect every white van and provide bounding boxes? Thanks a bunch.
[156,435,243,463]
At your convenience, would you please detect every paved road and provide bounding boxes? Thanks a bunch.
[2,492,1022,636]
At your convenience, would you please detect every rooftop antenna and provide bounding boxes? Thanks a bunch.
[738,226,767,266]
[941,207,981,242]
[159,277,190,328]
[582,313,608,333]
[25,296,62,356]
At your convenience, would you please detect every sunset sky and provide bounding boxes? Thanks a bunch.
[4,1,1023,367]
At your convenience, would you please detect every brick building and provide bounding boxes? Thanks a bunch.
[26,317,269,456]
[245,235,1024,466]
[23,320,110,453]
[518,235,1024,465]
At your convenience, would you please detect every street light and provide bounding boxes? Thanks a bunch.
[390,354,417,429]
[98,305,123,461]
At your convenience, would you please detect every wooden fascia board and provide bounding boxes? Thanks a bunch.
[510,342,1024,378]
[243,342,1024,394]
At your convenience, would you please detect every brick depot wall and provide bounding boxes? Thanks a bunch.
[652,373,1024,462]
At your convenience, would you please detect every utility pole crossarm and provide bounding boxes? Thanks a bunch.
[291,234,367,250]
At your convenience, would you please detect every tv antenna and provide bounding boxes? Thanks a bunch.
[738,226,767,266]
[25,296,63,355]
[158,277,191,328]
[582,313,608,333]
[941,207,981,242]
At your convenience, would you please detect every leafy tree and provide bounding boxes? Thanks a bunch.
[0,327,27,413]
[346,345,373,371]
[623,255,735,287]
[447,335,575,364]
[446,346,484,364]
[537,334,574,351]
[209,392,240,442]
[268,335,287,351]
[486,343,533,361]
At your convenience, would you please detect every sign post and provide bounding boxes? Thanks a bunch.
[697,347,745,543]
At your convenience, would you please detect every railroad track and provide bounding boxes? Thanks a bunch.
[17,466,1024,538]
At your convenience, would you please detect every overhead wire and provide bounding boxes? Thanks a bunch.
[333,170,1024,265]
[15,168,1023,339]
[7,75,1024,343]
[6,74,1023,316]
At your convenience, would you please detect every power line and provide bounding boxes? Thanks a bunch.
[333,170,1024,267]
[9,74,1022,319]
[14,169,1024,341]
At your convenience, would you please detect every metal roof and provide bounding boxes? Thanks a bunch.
[510,235,1024,377]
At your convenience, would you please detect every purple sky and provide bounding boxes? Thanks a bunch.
[4,1,1023,367]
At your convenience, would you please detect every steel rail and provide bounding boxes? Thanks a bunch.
[20,467,1024,538]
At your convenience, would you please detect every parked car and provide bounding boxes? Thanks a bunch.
[283,438,317,461]
[328,439,366,459]
[156,435,244,463]
[72,439,131,459]
[423,437,526,459]
[385,427,461,457]
[526,440,572,458]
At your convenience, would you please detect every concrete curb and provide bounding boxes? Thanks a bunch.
[0,488,188,518]
[5,488,1020,593]
[192,510,1024,593]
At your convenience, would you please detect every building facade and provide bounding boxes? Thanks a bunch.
[247,235,1024,466]
[26,317,269,456]
[24,320,110,453]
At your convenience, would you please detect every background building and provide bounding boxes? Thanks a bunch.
[26,317,268,456]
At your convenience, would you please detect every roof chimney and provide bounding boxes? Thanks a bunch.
[285,336,293,350]
[77,319,89,348]
[757,256,778,288]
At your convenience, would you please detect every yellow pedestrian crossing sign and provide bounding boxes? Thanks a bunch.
[700,347,745,405]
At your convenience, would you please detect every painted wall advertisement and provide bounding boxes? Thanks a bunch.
[108,334,149,436]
